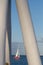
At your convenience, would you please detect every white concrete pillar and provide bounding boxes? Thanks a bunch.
[16,0,42,65]
[0,0,8,65]
[5,32,10,65]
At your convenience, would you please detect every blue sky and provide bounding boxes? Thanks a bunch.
[11,0,43,55]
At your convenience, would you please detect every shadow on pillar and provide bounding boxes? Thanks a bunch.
[6,0,11,64]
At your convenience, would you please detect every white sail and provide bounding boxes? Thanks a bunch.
[5,32,10,65]
[0,0,8,65]
[16,0,42,65]
[15,49,20,57]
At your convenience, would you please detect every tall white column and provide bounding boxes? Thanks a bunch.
[0,0,8,65]
[16,0,42,65]
[5,32,10,65]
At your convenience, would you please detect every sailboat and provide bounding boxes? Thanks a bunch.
[14,48,20,60]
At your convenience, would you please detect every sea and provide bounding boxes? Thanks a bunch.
[11,55,43,65]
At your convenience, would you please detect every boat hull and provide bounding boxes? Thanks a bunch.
[14,56,20,60]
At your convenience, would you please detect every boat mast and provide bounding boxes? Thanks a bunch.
[16,0,42,65]
[0,0,8,65]
[5,32,10,65]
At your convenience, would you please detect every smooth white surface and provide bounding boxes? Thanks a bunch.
[5,32,10,65]
[0,0,8,65]
[16,0,42,65]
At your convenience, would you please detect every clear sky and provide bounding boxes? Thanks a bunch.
[11,0,43,55]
